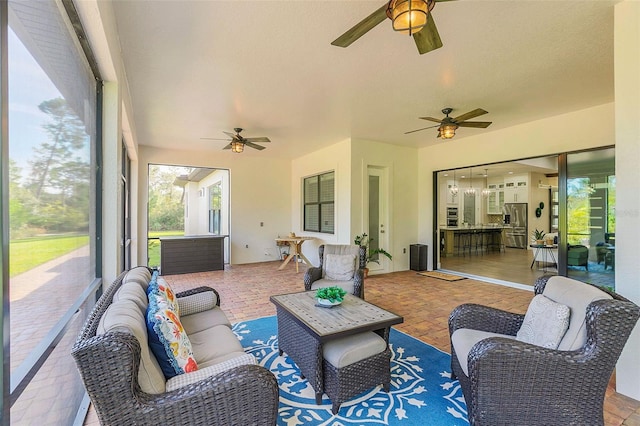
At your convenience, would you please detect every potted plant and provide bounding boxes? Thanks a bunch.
[315,286,347,307]
[532,229,546,245]
[354,233,393,277]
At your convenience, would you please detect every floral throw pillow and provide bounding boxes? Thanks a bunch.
[146,296,198,379]
[147,273,179,315]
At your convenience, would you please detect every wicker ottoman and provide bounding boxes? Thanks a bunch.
[322,331,391,414]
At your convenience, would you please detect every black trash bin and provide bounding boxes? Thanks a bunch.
[410,244,428,271]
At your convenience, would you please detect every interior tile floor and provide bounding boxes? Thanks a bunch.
[84,260,638,425]
[440,246,615,289]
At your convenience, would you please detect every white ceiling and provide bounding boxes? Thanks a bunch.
[111,0,617,159]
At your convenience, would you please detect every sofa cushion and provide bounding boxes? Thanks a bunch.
[177,290,219,317]
[451,328,516,376]
[181,307,231,335]
[516,294,571,349]
[123,267,152,291]
[97,298,166,394]
[323,254,356,281]
[310,279,355,295]
[113,281,148,313]
[146,297,198,379]
[323,331,386,368]
[542,276,612,350]
[188,324,246,368]
[165,353,257,392]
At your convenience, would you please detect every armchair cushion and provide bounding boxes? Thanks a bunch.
[451,328,515,376]
[516,294,570,349]
[324,253,357,281]
[542,276,611,350]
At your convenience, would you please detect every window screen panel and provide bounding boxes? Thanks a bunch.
[305,205,320,232]
[320,203,334,233]
[304,177,318,203]
[319,172,334,202]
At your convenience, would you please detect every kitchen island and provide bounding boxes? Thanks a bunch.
[440,226,505,257]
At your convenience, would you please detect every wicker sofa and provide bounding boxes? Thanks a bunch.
[449,275,640,426]
[72,267,278,425]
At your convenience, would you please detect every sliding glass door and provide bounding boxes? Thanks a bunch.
[565,148,615,289]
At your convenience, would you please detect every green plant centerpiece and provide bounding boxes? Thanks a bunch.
[315,286,347,307]
[532,229,546,245]
[353,233,393,266]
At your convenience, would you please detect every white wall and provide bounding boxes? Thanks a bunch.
[75,0,142,284]
[419,102,615,270]
[350,139,419,273]
[183,181,200,235]
[291,139,351,266]
[614,0,640,400]
[139,146,291,265]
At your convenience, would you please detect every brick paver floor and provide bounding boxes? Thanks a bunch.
[81,260,640,425]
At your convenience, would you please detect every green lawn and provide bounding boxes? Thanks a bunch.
[10,234,89,277]
[148,230,184,268]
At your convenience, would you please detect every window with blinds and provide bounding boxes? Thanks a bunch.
[303,171,335,233]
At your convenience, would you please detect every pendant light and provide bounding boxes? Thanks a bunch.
[482,168,491,197]
[450,170,459,195]
[465,167,476,195]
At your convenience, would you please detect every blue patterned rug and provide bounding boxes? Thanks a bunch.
[232,316,468,425]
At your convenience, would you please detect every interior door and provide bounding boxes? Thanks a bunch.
[366,166,390,273]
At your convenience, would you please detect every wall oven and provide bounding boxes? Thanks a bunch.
[446,207,458,227]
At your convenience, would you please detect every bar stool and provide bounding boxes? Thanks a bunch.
[459,230,472,257]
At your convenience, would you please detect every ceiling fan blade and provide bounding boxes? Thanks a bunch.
[331,4,388,48]
[223,131,238,139]
[244,137,271,143]
[245,142,266,151]
[405,124,440,134]
[222,143,233,150]
[453,108,488,123]
[418,116,443,123]
[413,16,443,55]
[457,121,492,128]
[201,137,231,141]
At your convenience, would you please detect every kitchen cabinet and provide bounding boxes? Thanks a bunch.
[486,183,505,214]
[504,175,528,203]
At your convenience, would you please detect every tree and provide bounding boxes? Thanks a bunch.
[27,97,87,200]
[148,165,189,232]
[22,97,90,233]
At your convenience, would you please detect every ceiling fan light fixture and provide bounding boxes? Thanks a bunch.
[439,123,458,139]
[231,140,244,153]
[387,0,433,35]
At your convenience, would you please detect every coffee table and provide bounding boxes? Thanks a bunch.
[270,291,403,404]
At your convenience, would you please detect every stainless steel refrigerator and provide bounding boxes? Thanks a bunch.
[503,203,528,248]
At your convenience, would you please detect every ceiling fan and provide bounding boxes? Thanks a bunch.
[201,128,271,153]
[331,0,454,55]
[405,108,492,139]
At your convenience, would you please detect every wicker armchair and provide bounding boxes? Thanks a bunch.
[304,244,367,298]
[449,275,640,426]
[72,270,279,425]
